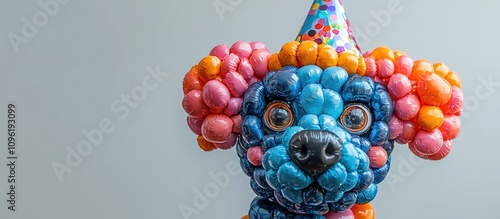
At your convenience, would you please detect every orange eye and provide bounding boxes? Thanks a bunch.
[340,104,373,135]
[264,101,294,132]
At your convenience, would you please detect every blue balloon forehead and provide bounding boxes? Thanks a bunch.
[340,75,375,103]
[264,69,302,101]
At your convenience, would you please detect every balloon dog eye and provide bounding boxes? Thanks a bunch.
[340,104,373,135]
[263,101,294,132]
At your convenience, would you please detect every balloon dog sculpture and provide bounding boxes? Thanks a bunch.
[181,1,463,218]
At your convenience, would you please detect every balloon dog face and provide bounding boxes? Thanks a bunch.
[181,41,463,216]
[238,65,393,215]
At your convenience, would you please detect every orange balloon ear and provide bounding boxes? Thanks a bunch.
[351,203,375,219]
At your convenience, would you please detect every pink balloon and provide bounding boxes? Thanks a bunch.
[427,140,452,160]
[373,76,383,85]
[368,146,388,168]
[238,58,255,80]
[440,86,464,115]
[187,116,204,135]
[377,59,394,78]
[439,115,461,140]
[222,53,240,77]
[201,114,234,143]
[209,44,229,60]
[231,115,242,133]
[230,41,252,59]
[214,133,238,150]
[223,72,249,97]
[388,74,411,99]
[395,55,414,77]
[250,49,271,79]
[395,120,418,144]
[324,210,354,219]
[388,116,403,140]
[394,94,421,120]
[202,80,231,111]
[250,41,268,50]
[364,56,377,78]
[247,77,260,86]
[224,97,243,116]
[412,129,444,155]
[182,90,209,118]
[247,146,264,166]
[363,50,373,58]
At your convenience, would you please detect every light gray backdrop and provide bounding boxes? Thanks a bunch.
[0,0,498,218]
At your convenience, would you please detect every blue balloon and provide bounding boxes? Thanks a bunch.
[297,65,323,88]
[282,187,304,203]
[302,186,324,206]
[329,191,357,213]
[317,163,347,191]
[265,70,302,101]
[341,75,375,103]
[368,121,390,146]
[320,66,348,92]
[242,82,266,117]
[298,114,320,130]
[241,115,264,145]
[251,178,273,198]
[322,89,343,119]
[299,84,324,115]
[277,162,313,190]
[371,88,394,122]
[356,184,378,204]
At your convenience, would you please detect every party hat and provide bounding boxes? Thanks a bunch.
[296,0,361,55]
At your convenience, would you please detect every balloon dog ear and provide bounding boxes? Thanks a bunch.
[363,47,463,160]
[181,41,272,152]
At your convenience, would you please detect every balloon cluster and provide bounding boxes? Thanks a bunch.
[182,41,272,151]
[363,47,463,160]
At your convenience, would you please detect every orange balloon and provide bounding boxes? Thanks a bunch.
[433,62,449,78]
[241,215,249,219]
[198,56,221,82]
[417,72,452,106]
[268,53,282,71]
[316,44,338,69]
[351,203,375,219]
[410,60,432,81]
[357,55,367,76]
[182,66,204,94]
[370,46,395,63]
[278,41,300,67]
[338,51,359,74]
[417,105,445,131]
[297,41,319,66]
[197,135,216,152]
[445,71,462,88]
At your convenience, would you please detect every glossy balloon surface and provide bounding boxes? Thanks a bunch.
[180,0,463,218]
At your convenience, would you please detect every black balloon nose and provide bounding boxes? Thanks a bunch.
[288,130,342,176]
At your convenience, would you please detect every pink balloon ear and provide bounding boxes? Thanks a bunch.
[364,47,463,160]
[182,41,272,152]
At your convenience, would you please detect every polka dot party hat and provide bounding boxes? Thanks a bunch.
[296,0,361,55]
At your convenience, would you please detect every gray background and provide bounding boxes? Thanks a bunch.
[0,0,498,218]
